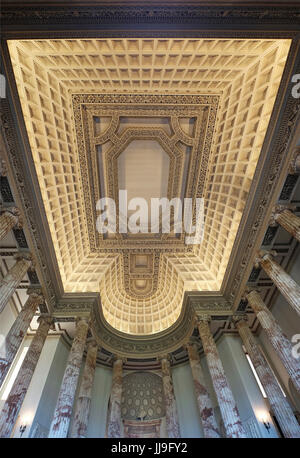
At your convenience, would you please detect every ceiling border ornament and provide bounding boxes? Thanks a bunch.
[1,5,300,28]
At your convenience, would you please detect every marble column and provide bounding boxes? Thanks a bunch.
[256,251,300,316]
[0,254,32,314]
[0,208,22,241]
[69,340,98,438]
[160,356,181,438]
[186,342,221,438]
[0,315,54,438]
[107,357,123,438]
[197,316,247,438]
[271,206,300,243]
[234,316,300,438]
[48,317,89,438]
[246,289,300,393]
[0,288,44,389]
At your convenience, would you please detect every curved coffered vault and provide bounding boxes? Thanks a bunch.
[5,37,293,334]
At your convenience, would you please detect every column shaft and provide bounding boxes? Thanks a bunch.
[0,257,32,314]
[247,290,300,393]
[197,318,247,438]
[187,343,221,438]
[235,318,300,438]
[0,210,20,241]
[259,254,300,316]
[107,358,123,438]
[48,318,89,438]
[69,341,98,438]
[161,357,181,438]
[275,209,300,243]
[0,316,53,438]
[0,290,43,388]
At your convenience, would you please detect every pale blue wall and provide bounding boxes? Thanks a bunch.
[29,336,69,437]
[172,363,203,438]
[85,365,112,438]
[217,334,278,438]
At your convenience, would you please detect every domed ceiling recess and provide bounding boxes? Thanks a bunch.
[8,38,291,335]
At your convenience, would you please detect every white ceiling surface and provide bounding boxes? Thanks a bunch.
[118,139,170,223]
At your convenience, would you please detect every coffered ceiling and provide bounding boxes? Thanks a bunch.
[7,38,291,335]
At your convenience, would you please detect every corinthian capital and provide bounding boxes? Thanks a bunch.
[0,158,7,176]
[232,314,248,328]
[289,147,300,174]
[254,250,277,267]
[26,287,44,302]
[269,204,297,226]
[195,313,211,324]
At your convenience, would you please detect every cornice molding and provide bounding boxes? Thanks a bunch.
[1,5,300,26]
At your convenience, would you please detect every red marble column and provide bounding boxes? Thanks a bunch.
[0,315,54,438]
[256,252,300,316]
[69,340,98,438]
[197,315,247,438]
[247,289,300,393]
[107,357,123,438]
[0,208,22,241]
[0,254,32,314]
[0,288,44,389]
[186,342,221,438]
[48,317,89,438]
[234,316,300,438]
[161,356,181,438]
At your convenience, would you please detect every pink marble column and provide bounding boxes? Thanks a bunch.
[107,357,123,438]
[0,208,22,241]
[0,315,54,438]
[69,340,98,438]
[0,288,44,388]
[256,252,300,316]
[186,342,221,438]
[271,206,300,243]
[234,316,300,438]
[48,317,89,438]
[247,289,300,393]
[161,356,181,438]
[197,316,247,438]
[0,254,32,314]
